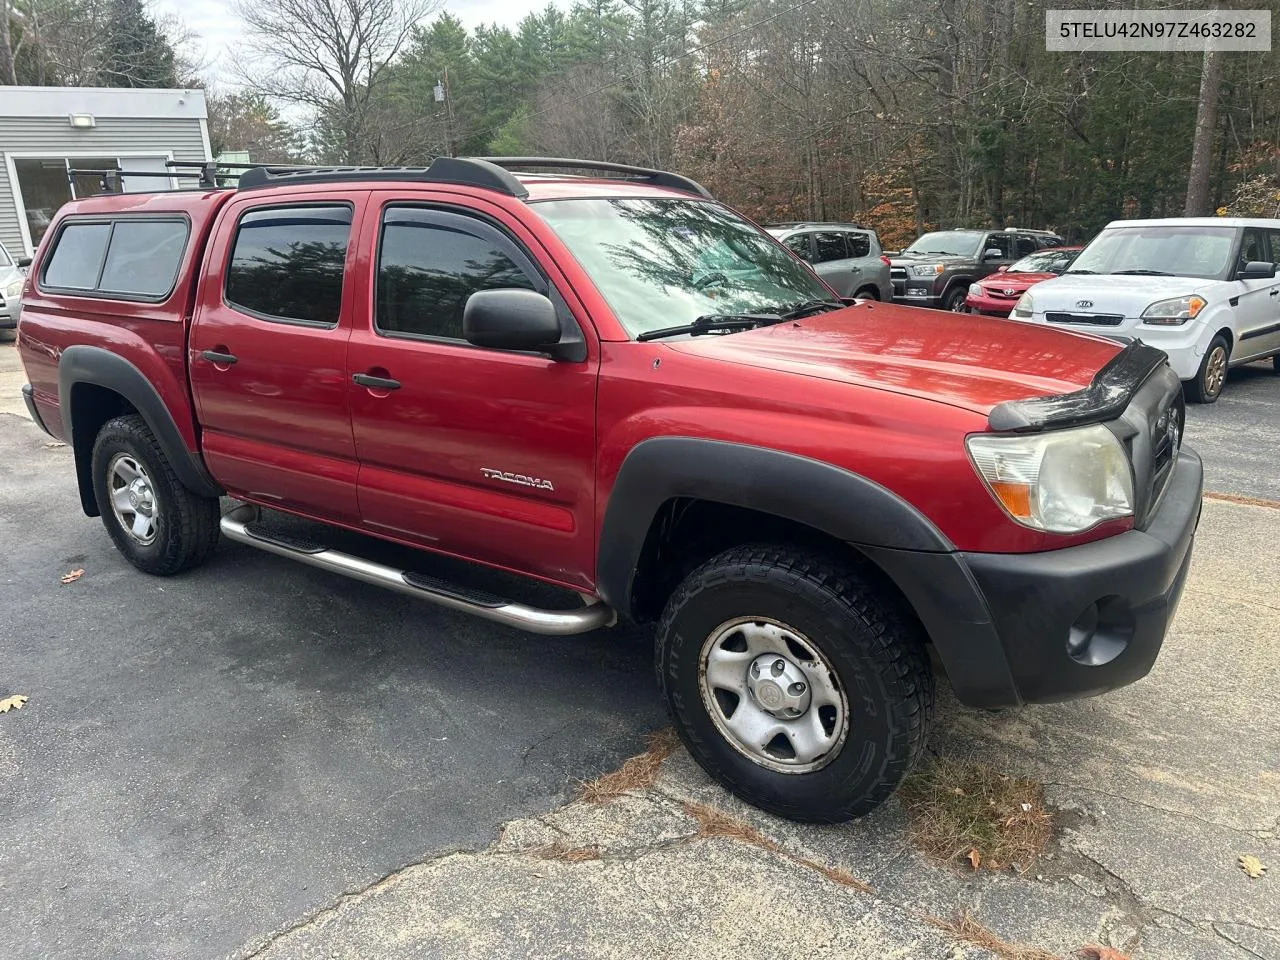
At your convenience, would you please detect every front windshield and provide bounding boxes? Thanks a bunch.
[0,243,11,267]
[1009,249,1079,274]
[535,198,836,338]
[1068,226,1236,280]
[903,231,982,257]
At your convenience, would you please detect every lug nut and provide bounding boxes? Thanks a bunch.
[772,659,785,675]
[789,682,806,695]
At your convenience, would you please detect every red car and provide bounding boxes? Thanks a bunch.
[966,246,1083,317]
[16,161,1199,823]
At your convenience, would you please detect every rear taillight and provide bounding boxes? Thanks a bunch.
[880,255,891,267]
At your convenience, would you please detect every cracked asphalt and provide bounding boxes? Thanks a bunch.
[1,340,1278,959]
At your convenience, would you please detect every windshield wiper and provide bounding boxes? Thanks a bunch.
[1065,269,1099,275]
[636,313,782,342]
[1112,269,1172,276]
[774,299,842,319]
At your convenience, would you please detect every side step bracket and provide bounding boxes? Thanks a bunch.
[220,504,616,636]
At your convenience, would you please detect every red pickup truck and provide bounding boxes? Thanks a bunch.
[15,158,1202,823]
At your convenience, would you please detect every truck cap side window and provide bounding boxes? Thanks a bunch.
[42,217,189,300]
[225,204,352,326]
[376,207,535,342]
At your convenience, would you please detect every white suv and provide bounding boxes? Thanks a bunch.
[1011,218,1280,402]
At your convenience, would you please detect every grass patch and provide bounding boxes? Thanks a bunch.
[683,801,873,893]
[579,727,681,803]
[898,756,1053,873]
[528,842,602,863]
[923,912,1061,960]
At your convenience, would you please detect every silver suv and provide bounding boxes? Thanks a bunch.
[766,223,891,300]
[0,241,30,331]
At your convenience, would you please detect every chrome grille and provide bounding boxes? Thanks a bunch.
[890,266,907,297]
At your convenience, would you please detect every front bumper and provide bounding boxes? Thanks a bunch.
[965,292,1017,317]
[0,298,13,329]
[864,447,1203,707]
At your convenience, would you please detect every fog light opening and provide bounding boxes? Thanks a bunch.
[1066,596,1134,667]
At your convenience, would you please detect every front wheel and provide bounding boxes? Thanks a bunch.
[655,545,933,823]
[91,414,221,575]
[1186,335,1229,403]
[943,287,969,312]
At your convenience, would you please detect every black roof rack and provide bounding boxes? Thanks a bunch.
[67,162,228,191]
[233,156,712,199]
[236,157,529,197]
[478,157,713,199]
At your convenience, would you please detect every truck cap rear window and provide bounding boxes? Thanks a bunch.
[41,217,189,301]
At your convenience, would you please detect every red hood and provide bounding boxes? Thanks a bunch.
[667,301,1122,415]
[979,271,1057,291]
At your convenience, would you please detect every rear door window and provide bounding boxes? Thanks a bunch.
[225,205,353,325]
[847,232,871,258]
[814,232,848,263]
[42,218,188,298]
[1014,235,1038,257]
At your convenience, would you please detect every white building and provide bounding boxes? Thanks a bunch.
[0,86,211,257]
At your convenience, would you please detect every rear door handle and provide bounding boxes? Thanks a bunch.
[352,373,401,390]
[201,349,238,365]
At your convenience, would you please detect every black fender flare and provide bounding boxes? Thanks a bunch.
[596,437,1021,708]
[597,437,953,609]
[941,275,976,303]
[59,345,223,515]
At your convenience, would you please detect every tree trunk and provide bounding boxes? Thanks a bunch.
[1184,41,1223,216]
[0,0,18,85]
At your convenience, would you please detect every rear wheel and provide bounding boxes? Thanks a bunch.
[655,544,933,823]
[853,286,880,301]
[943,287,969,312]
[1271,354,1279,374]
[1186,335,1229,403]
[91,414,221,575]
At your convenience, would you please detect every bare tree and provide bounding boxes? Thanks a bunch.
[1184,42,1223,216]
[235,0,441,164]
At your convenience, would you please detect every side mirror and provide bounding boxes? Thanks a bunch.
[463,288,562,352]
[1237,260,1277,281]
[983,248,1003,261]
[17,256,32,269]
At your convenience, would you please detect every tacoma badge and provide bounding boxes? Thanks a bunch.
[481,467,554,491]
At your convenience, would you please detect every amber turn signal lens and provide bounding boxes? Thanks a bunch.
[989,481,1033,520]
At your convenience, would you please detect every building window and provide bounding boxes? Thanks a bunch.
[11,156,173,248]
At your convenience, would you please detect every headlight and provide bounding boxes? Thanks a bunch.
[969,284,984,297]
[2,279,20,298]
[909,264,944,277]
[966,424,1133,533]
[1141,295,1205,326]
[1012,291,1034,317]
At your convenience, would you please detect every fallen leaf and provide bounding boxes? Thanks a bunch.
[967,848,982,870]
[61,568,84,584]
[44,441,66,448]
[1239,854,1267,879]
[0,695,29,713]
[1080,946,1131,960]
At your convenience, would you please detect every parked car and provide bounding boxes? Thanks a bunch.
[765,222,891,300]
[0,240,32,330]
[890,227,1064,311]
[966,247,1084,317]
[1011,217,1280,403]
[17,157,1201,824]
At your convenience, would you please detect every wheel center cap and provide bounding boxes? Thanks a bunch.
[747,654,812,718]
[128,478,153,514]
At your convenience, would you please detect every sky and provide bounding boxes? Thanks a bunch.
[153,0,552,88]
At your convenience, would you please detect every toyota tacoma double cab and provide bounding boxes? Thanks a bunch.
[15,157,1202,823]
[891,227,1064,311]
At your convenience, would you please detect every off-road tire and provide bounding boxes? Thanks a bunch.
[91,414,220,575]
[655,544,933,823]
[1271,353,1279,374]
[943,286,969,312]
[1186,334,1229,403]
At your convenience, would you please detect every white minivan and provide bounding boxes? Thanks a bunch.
[1010,218,1280,402]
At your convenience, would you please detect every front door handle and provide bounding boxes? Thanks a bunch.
[1270,289,1278,297]
[353,372,401,390]
[201,349,238,365]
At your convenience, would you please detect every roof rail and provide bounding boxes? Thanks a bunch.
[479,156,712,199]
[236,157,529,197]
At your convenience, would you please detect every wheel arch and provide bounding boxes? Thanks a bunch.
[58,345,222,517]
[597,438,953,621]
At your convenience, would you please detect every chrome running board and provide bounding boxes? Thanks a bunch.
[220,504,616,636]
